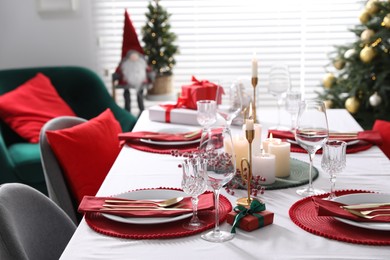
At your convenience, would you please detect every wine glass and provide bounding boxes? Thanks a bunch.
[215,80,243,128]
[199,126,236,242]
[181,157,208,230]
[197,100,217,130]
[285,90,302,130]
[321,140,347,200]
[295,100,329,197]
[268,64,291,130]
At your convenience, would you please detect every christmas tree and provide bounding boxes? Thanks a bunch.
[317,0,390,129]
[141,0,179,77]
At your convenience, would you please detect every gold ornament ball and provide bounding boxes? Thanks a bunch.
[360,46,376,63]
[344,49,356,59]
[366,0,379,15]
[324,100,333,109]
[360,29,375,43]
[323,73,336,89]
[345,96,360,114]
[333,59,345,70]
[359,10,371,24]
[382,14,390,28]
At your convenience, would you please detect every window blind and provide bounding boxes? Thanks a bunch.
[92,0,361,115]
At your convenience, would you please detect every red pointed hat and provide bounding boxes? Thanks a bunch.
[120,9,144,58]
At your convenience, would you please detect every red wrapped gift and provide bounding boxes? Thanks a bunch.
[178,76,223,110]
[227,200,274,232]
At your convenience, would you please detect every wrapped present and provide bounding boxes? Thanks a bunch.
[148,104,199,125]
[227,200,274,232]
[178,76,223,110]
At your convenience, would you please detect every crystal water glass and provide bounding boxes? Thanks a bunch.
[295,100,329,197]
[181,157,208,230]
[321,140,347,200]
[216,80,243,128]
[285,91,302,130]
[197,100,217,130]
[199,126,235,242]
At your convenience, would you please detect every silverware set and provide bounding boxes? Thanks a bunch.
[341,203,390,219]
[100,197,191,211]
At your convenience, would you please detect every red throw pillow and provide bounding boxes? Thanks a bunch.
[0,73,76,143]
[373,119,390,159]
[46,109,122,204]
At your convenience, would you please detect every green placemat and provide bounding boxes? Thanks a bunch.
[264,158,319,190]
[227,158,319,191]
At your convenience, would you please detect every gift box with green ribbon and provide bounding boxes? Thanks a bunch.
[227,200,274,232]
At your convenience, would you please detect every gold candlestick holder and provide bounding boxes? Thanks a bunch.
[236,128,255,206]
[251,77,258,123]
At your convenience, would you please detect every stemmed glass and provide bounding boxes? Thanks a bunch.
[181,157,208,230]
[215,80,243,128]
[285,91,302,130]
[321,140,347,200]
[268,64,291,130]
[199,126,236,242]
[295,100,329,197]
[197,100,217,130]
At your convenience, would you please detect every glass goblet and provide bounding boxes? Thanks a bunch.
[295,99,329,197]
[285,91,302,130]
[199,126,236,243]
[197,100,217,130]
[181,157,208,230]
[216,80,243,128]
[267,64,291,130]
[321,140,347,200]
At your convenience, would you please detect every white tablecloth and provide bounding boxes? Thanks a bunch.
[60,109,390,260]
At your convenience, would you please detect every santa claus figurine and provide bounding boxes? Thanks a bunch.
[114,10,154,113]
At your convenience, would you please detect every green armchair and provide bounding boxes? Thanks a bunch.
[0,66,137,195]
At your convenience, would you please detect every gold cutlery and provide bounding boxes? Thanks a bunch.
[104,196,184,208]
[100,207,192,211]
[360,209,390,215]
[345,209,390,219]
[341,202,390,210]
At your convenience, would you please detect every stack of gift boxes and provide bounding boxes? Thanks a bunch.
[148,76,222,125]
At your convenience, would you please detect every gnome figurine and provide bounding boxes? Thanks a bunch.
[114,10,154,113]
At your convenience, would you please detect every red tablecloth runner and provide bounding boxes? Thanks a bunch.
[289,190,390,245]
[84,192,232,239]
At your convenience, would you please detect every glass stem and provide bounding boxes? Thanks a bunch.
[190,196,199,222]
[330,175,336,198]
[308,152,315,192]
[291,113,297,130]
[277,97,283,127]
[213,188,221,234]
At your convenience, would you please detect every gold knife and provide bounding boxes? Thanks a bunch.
[341,202,390,209]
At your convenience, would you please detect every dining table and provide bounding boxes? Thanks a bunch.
[60,108,390,260]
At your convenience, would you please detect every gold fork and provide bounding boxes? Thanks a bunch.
[360,208,390,215]
[346,209,390,219]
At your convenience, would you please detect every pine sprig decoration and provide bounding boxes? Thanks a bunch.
[141,0,179,77]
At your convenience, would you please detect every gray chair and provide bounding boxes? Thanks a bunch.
[0,183,76,260]
[39,116,87,225]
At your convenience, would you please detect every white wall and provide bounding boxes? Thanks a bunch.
[0,0,97,72]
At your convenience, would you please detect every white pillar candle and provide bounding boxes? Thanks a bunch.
[268,141,291,178]
[243,124,262,155]
[232,135,249,173]
[245,118,254,130]
[252,153,275,184]
[252,53,258,78]
[262,134,281,153]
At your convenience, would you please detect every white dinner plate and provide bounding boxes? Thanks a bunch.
[332,193,390,231]
[101,190,192,225]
